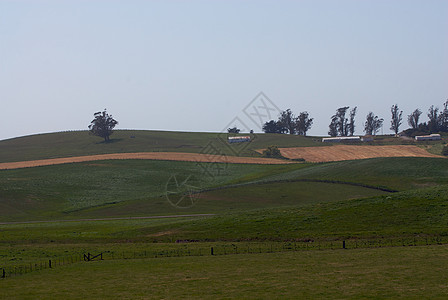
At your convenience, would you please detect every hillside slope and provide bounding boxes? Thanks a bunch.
[0,130,322,163]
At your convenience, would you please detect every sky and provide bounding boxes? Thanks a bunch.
[0,0,447,141]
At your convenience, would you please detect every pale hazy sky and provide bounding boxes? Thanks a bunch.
[1,0,447,140]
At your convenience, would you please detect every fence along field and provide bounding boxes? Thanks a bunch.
[2,235,447,279]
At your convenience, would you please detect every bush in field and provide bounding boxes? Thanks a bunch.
[262,146,283,158]
[442,145,448,156]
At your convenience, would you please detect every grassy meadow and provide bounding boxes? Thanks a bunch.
[1,245,448,299]
[1,130,448,298]
[0,130,323,163]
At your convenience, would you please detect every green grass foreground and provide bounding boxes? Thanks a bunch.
[1,245,448,299]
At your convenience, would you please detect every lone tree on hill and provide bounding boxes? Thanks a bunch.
[88,109,118,142]
[390,104,403,135]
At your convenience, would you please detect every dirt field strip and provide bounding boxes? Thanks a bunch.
[273,145,443,163]
[0,152,292,170]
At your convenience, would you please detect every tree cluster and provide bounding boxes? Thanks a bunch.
[262,109,313,136]
[328,106,357,137]
[404,100,448,136]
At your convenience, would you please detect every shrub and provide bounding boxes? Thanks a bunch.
[262,146,283,158]
[442,145,448,156]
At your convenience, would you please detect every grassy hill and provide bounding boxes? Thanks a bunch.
[0,130,323,163]
[1,131,448,298]
[0,159,393,222]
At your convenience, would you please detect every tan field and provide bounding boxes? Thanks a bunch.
[0,152,292,170]
[274,145,443,162]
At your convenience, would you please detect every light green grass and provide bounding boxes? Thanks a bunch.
[1,245,448,299]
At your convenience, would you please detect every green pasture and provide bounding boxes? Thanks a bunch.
[261,157,448,190]
[136,184,448,242]
[0,160,311,221]
[1,184,446,245]
[0,158,397,222]
[1,245,448,299]
[0,130,447,298]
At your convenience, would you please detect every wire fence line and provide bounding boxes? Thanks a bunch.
[1,235,447,279]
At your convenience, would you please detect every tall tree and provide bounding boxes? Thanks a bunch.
[427,105,440,133]
[390,104,403,135]
[364,112,383,136]
[88,109,118,142]
[348,107,357,136]
[438,100,448,132]
[407,109,422,129]
[328,116,338,137]
[278,109,296,135]
[295,112,313,136]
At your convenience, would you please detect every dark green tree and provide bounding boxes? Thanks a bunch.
[262,120,287,134]
[390,104,403,135]
[438,100,448,132]
[407,109,422,129]
[278,109,297,135]
[262,145,283,158]
[364,112,383,136]
[295,112,313,136]
[227,127,240,133]
[329,106,355,136]
[328,115,338,137]
[427,105,440,133]
[88,109,118,142]
[348,107,357,136]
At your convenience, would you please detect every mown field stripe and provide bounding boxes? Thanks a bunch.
[0,152,292,170]
[0,214,215,225]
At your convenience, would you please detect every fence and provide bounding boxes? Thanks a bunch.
[1,253,85,279]
[1,235,447,279]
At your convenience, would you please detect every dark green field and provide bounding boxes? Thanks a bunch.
[1,130,447,298]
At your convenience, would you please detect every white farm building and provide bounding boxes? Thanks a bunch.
[228,136,251,143]
[415,134,441,141]
[322,136,361,143]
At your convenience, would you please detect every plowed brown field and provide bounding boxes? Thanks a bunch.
[0,152,292,170]
[273,145,443,162]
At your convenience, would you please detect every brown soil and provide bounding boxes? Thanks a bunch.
[271,145,443,162]
[0,152,292,170]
